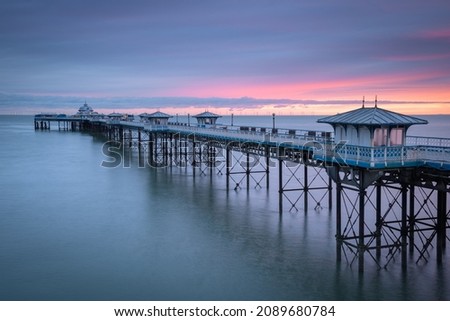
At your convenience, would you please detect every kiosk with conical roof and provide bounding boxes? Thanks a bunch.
[318,99,428,148]
[140,111,172,127]
[316,99,429,168]
[107,112,123,124]
[194,111,221,127]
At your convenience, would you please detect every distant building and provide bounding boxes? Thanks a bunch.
[107,112,123,123]
[194,111,221,127]
[76,102,95,119]
[138,113,149,120]
[140,111,172,126]
[123,114,134,121]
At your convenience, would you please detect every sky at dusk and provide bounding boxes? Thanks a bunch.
[1,0,450,115]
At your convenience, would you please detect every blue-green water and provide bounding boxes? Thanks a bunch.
[0,115,449,300]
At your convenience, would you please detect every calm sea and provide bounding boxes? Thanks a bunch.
[0,115,449,300]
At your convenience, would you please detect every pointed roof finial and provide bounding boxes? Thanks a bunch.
[362,96,365,108]
[375,95,378,108]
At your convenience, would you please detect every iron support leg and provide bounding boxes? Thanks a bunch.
[336,181,342,262]
[192,141,196,174]
[304,165,308,211]
[358,187,366,273]
[376,183,382,260]
[401,184,408,270]
[184,140,188,166]
[226,147,231,190]
[149,139,154,167]
[266,148,270,189]
[328,175,333,209]
[437,190,447,264]
[409,185,415,254]
[246,152,250,189]
[279,158,283,214]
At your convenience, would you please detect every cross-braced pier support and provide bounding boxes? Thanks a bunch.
[147,132,171,167]
[329,166,450,271]
[34,120,51,130]
[278,158,332,214]
[225,143,270,190]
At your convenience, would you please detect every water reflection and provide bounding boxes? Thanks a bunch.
[0,116,449,300]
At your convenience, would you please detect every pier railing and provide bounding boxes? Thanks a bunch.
[103,120,450,169]
[315,142,450,169]
[158,125,449,169]
[165,123,333,146]
[36,116,450,169]
[406,135,450,148]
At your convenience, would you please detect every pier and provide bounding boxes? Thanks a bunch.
[34,103,450,272]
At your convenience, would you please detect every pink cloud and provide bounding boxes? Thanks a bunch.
[164,69,450,104]
[382,53,450,62]
[419,28,450,39]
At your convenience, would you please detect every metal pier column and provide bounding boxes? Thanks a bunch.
[328,175,333,209]
[138,130,144,167]
[278,158,283,214]
[336,180,342,262]
[265,146,270,189]
[226,146,231,189]
[437,190,447,264]
[358,187,366,273]
[401,184,408,270]
[246,152,250,189]
[304,165,308,211]
[375,183,382,260]
[409,185,415,254]
[148,133,154,167]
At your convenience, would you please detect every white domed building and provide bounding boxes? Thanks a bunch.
[76,101,95,119]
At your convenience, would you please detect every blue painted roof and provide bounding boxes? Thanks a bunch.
[317,106,428,126]
[194,111,221,118]
[143,111,172,118]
